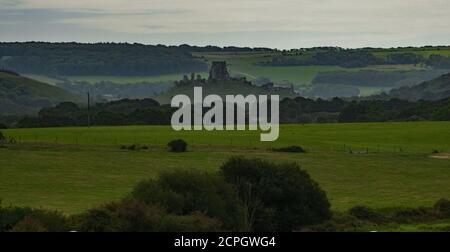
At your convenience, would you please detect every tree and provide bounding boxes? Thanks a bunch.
[131,171,247,231]
[220,157,331,231]
[167,139,187,152]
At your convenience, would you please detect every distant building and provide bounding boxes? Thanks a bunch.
[209,61,230,81]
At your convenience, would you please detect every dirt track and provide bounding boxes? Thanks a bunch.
[430,153,450,159]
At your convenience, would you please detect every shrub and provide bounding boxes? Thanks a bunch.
[0,123,7,129]
[391,207,433,223]
[220,157,331,231]
[132,171,246,231]
[10,217,48,232]
[305,213,366,232]
[167,139,187,152]
[348,206,382,221]
[72,199,225,232]
[158,212,223,232]
[71,200,166,232]
[434,198,450,216]
[273,145,306,153]
[0,205,68,232]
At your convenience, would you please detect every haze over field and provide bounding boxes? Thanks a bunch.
[1,0,449,48]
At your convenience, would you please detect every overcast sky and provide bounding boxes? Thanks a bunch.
[1,0,449,49]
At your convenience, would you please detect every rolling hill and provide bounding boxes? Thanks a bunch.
[381,72,450,101]
[155,78,297,105]
[0,70,84,115]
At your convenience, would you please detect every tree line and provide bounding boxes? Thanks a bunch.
[258,50,450,69]
[0,42,207,76]
[9,95,450,128]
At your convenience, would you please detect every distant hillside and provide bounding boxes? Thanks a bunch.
[154,61,295,104]
[378,72,450,101]
[0,42,207,76]
[0,70,84,115]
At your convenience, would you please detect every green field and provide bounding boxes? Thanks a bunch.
[372,48,450,59]
[196,52,427,88]
[1,122,449,216]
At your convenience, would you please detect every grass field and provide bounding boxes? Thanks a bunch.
[196,52,426,88]
[1,122,449,216]
[372,48,450,59]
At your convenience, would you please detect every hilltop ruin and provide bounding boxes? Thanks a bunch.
[208,61,230,81]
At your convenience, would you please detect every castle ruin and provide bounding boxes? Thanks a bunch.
[208,61,230,81]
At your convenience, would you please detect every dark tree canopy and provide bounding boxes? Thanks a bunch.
[0,42,207,76]
[220,157,331,231]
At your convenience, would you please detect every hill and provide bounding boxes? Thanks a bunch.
[0,42,207,76]
[156,78,296,105]
[374,72,450,101]
[155,63,297,104]
[0,70,84,115]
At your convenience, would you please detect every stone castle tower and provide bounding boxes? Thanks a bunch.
[208,61,230,81]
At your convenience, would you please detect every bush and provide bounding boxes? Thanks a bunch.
[71,200,166,232]
[220,157,331,231]
[273,146,306,153]
[348,206,382,221]
[132,171,246,231]
[167,139,187,152]
[391,207,433,223]
[0,124,7,129]
[0,204,68,232]
[72,199,224,232]
[305,213,366,232]
[10,217,48,232]
[158,212,223,232]
[434,198,450,216]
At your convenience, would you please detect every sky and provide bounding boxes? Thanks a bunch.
[0,0,449,49]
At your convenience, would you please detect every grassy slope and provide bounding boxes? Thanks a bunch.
[387,72,450,100]
[22,74,63,86]
[1,122,450,214]
[196,52,431,88]
[0,72,84,115]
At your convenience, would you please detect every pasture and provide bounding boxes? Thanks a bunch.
[1,122,449,215]
[197,51,426,88]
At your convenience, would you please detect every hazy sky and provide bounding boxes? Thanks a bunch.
[1,0,449,48]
